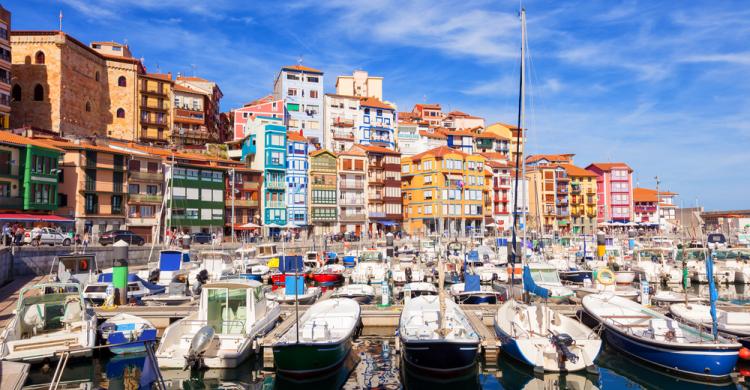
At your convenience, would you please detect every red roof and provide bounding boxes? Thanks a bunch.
[559,163,598,177]
[310,149,336,158]
[526,154,575,164]
[359,97,394,110]
[477,152,508,162]
[287,131,306,142]
[355,144,400,155]
[475,131,507,140]
[174,84,202,94]
[0,132,63,152]
[243,94,276,107]
[409,145,469,161]
[144,73,173,81]
[282,64,323,74]
[419,130,447,140]
[415,103,441,110]
[177,76,210,82]
[634,187,678,203]
[586,162,633,172]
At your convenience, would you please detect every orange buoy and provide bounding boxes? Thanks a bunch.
[739,347,750,360]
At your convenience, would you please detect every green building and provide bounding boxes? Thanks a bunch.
[166,163,226,233]
[0,132,62,213]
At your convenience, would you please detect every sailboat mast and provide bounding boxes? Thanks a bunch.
[510,8,527,293]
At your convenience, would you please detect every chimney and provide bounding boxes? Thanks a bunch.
[177,72,181,79]
[168,72,172,79]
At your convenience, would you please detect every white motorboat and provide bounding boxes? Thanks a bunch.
[256,243,282,263]
[332,284,375,304]
[728,249,750,283]
[494,299,601,373]
[83,273,165,306]
[631,248,676,284]
[351,249,389,284]
[198,251,237,281]
[510,263,574,303]
[137,250,195,287]
[574,284,639,301]
[266,276,321,305]
[450,280,506,304]
[651,290,702,306]
[669,303,750,338]
[141,277,195,306]
[614,270,636,285]
[0,282,97,362]
[392,265,426,285]
[399,282,438,303]
[156,279,280,369]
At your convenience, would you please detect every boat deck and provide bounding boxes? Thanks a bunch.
[0,275,45,328]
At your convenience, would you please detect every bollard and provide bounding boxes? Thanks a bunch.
[113,240,130,306]
[596,230,606,258]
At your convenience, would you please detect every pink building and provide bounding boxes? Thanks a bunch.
[585,162,634,223]
[232,95,284,140]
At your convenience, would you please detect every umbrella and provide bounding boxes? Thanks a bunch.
[240,222,260,228]
[282,222,299,229]
[266,223,282,229]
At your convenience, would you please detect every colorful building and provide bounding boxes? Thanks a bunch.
[337,147,367,236]
[273,64,324,145]
[335,70,383,100]
[286,131,309,227]
[353,145,402,234]
[401,146,487,236]
[526,164,572,233]
[442,111,484,130]
[173,84,210,146]
[0,6,9,129]
[225,167,262,236]
[586,162,634,223]
[443,128,476,154]
[323,93,360,152]
[411,103,443,126]
[0,132,62,214]
[483,155,513,229]
[175,76,224,143]
[561,164,598,234]
[231,95,285,141]
[486,123,524,168]
[475,127,510,156]
[137,73,173,145]
[633,187,678,229]
[357,97,396,150]
[309,149,338,235]
[245,116,287,226]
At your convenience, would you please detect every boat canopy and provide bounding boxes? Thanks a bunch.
[285,275,306,295]
[279,256,303,272]
[464,274,481,292]
[523,265,550,299]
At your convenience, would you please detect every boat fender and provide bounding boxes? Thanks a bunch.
[596,269,615,285]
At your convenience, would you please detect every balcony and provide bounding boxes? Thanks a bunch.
[369,211,386,218]
[266,181,285,190]
[129,193,162,203]
[369,178,384,186]
[312,214,337,222]
[0,197,22,209]
[265,201,285,209]
[586,188,596,194]
[233,199,259,207]
[340,197,364,206]
[140,130,168,143]
[174,128,210,140]
[586,197,596,205]
[332,119,355,128]
[140,86,167,97]
[127,216,158,225]
[571,185,581,194]
[340,181,364,190]
[241,182,260,190]
[557,187,568,194]
[130,170,164,182]
[140,115,168,126]
[340,213,366,222]
[140,102,170,111]
[556,198,568,206]
[332,131,355,141]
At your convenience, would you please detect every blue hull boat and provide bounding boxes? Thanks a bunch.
[99,313,158,355]
[401,339,479,374]
[559,270,592,284]
[107,329,158,354]
[583,293,740,382]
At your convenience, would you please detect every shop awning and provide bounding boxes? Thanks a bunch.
[0,213,75,223]
[376,220,399,227]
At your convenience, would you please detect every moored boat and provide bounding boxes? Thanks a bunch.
[272,298,361,378]
[98,313,157,354]
[450,275,506,304]
[669,303,750,338]
[331,284,375,304]
[311,264,345,286]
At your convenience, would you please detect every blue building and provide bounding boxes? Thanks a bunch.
[357,97,396,150]
[286,131,309,227]
[245,116,287,226]
[273,64,325,146]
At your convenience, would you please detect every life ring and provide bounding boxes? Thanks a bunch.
[597,268,615,285]
[80,259,88,270]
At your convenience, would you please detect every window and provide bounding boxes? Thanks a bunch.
[116,108,125,118]
[33,84,44,101]
[286,74,299,80]
[310,90,318,98]
[287,88,297,96]
[118,76,127,87]
[186,209,199,219]
[95,71,100,82]
[128,159,140,171]
[84,194,98,214]
[128,184,139,194]
[146,185,158,195]
[307,76,319,83]
[112,195,123,213]
[147,162,158,173]
[172,187,186,199]
[11,85,20,102]
[287,103,299,112]
[35,51,45,64]
[85,101,91,112]
[141,206,154,218]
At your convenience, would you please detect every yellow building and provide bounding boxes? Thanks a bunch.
[560,164,598,234]
[138,73,174,145]
[401,146,488,236]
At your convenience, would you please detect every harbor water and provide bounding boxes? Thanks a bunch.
[23,325,749,389]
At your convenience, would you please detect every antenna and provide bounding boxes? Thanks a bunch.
[59,10,63,31]
[297,56,303,66]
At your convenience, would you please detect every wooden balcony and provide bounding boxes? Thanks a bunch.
[130,170,164,182]
[129,193,162,203]
[232,199,259,207]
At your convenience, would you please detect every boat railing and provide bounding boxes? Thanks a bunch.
[179,319,247,335]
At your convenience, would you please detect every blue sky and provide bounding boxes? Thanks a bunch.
[7,0,750,210]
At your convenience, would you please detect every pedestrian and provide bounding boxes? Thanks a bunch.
[165,228,172,247]
[2,223,10,246]
[14,225,24,246]
[82,231,90,253]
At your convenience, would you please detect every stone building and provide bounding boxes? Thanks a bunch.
[138,73,174,145]
[0,6,10,129]
[10,32,142,140]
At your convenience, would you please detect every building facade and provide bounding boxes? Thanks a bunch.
[172,84,209,147]
[323,93,360,152]
[586,163,634,223]
[562,164,598,234]
[11,32,142,140]
[245,116,287,226]
[225,167,262,236]
[401,146,487,236]
[485,158,512,230]
[412,103,443,126]
[0,132,62,214]
[338,148,367,236]
[286,131,308,227]
[138,73,173,145]
[308,149,338,235]
[633,187,678,229]
[273,65,324,145]
[232,95,284,141]
[0,6,10,129]
[175,76,224,143]
[335,70,383,100]
[354,145,402,234]
[526,164,572,234]
[443,111,484,130]
[357,97,396,150]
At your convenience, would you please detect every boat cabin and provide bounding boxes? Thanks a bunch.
[359,250,384,263]
[200,280,268,335]
[257,244,280,259]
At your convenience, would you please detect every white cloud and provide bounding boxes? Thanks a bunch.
[680,52,750,66]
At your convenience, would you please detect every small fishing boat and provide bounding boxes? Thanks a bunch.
[139,249,195,286]
[651,290,702,306]
[83,273,165,306]
[256,243,282,263]
[272,298,361,378]
[669,303,750,338]
[266,276,321,305]
[494,299,601,373]
[558,269,593,284]
[141,276,194,306]
[392,265,426,285]
[582,293,741,382]
[351,249,388,284]
[398,282,438,302]
[614,270,636,285]
[450,275,506,304]
[399,294,480,374]
[332,284,375,304]
[574,284,639,301]
[0,282,97,362]
[509,263,575,303]
[98,313,157,354]
[240,264,270,282]
[156,279,281,369]
[199,251,237,281]
[270,255,309,286]
[311,264,345,286]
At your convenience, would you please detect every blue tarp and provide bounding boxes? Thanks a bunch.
[326,252,338,260]
[496,238,508,246]
[97,273,166,294]
[464,274,481,292]
[377,220,399,227]
[279,256,303,273]
[466,250,479,262]
[159,251,182,271]
[522,265,550,299]
[285,275,306,295]
[343,256,356,268]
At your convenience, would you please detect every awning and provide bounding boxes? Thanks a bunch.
[0,213,75,223]
[445,174,463,180]
[376,220,399,227]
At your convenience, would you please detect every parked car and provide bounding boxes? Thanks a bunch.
[190,232,213,244]
[23,227,72,246]
[99,230,145,246]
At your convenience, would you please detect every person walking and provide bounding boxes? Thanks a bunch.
[82,231,90,253]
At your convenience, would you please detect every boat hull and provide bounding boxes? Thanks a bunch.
[559,271,592,284]
[453,293,499,305]
[273,338,352,378]
[333,294,373,305]
[312,273,344,286]
[106,329,158,355]
[400,338,478,375]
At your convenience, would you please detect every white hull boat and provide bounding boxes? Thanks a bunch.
[669,303,750,338]
[332,284,375,304]
[266,286,321,305]
[651,290,702,306]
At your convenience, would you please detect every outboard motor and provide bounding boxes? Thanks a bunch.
[550,333,578,364]
[184,326,215,370]
[405,267,413,283]
[192,270,209,296]
[148,268,161,284]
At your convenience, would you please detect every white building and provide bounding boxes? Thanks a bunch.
[323,93,361,152]
[335,70,383,100]
[273,64,324,145]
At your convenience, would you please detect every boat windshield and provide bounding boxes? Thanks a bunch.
[206,287,247,335]
[421,241,436,250]
[637,249,673,262]
[714,249,750,261]
[258,245,277,256]
[606,249,621,257]
[676,250,707,261]
[19,291,82,333]
[360,251,382,262]
[531,268,561,284]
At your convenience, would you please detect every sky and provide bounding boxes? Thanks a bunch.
[7,0,750,210]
